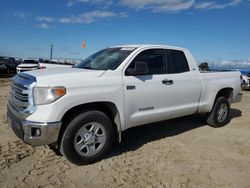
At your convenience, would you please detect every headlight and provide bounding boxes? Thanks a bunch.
[33,86,66,105]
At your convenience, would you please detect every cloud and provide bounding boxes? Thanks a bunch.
[221,60,250,68]
[67,0,112,7]
[208,59,250,69]
[119,0,246,12]
[13,12,33,19]
[35,11,127,26]
[59,11,127,24]
[195,0,243,9]
[120,0,195,12]
[36,16,55,23]
[34,10,126,29]
[36,23,55,29]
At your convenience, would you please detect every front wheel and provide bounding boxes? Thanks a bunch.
[60,111,114,165]
[206,96,230,127]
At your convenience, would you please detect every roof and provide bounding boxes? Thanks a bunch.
[111,44,186,51]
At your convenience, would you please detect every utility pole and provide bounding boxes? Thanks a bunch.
[50,44,53,60]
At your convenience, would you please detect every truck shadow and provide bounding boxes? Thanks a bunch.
[229,108,242,119]
[109,108,242,158]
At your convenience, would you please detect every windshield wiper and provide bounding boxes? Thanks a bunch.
[82,67,98,70]
[73,66,108,71]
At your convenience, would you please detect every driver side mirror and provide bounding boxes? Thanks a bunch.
[126,61,149,76]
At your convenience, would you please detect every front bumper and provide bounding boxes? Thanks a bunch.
[7,105,61,147]
[16,67,38,73]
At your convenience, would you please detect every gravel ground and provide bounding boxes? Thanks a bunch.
[0,77,250,188]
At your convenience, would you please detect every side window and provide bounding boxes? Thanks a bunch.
[166,50,190,74]
[126,49,166,75]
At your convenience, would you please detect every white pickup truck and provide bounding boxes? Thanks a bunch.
[7,45,242,165]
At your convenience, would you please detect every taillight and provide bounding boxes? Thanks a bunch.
[240,75,243,79]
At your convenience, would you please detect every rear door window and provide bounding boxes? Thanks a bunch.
[166,50,190,74]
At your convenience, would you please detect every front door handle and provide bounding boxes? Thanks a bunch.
[162,79,174,85]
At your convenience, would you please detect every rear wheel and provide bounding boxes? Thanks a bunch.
[60,111,114,165]
[206,96,230,127]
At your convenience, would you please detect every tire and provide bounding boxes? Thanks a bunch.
[206,96,230,127]
[60,111,114,165]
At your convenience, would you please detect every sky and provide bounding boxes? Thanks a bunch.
[0,0,250,69]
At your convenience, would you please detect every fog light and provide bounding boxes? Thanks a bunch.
[31,128,41,137]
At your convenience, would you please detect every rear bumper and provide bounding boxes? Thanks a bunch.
[7,104,61,147]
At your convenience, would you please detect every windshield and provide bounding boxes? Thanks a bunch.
[75,47,136,70]
[22,60,38,64]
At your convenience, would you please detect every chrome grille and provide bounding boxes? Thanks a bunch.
[11,82,29,110]
[9,73,36,113]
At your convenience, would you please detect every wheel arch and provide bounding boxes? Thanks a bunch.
[214,87,233,104]
[208,87,233,113]
[58,101,122,146]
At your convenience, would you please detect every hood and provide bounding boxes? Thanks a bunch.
[26,67,105,86]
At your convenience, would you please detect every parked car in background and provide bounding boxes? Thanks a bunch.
[0,56,20,73]
[15,58,23,65]
[16,58,46,73]
[240,70,250,90]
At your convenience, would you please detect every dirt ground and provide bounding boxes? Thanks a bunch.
[0,77,250,188]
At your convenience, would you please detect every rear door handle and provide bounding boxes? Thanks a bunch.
[162,79,174,85]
